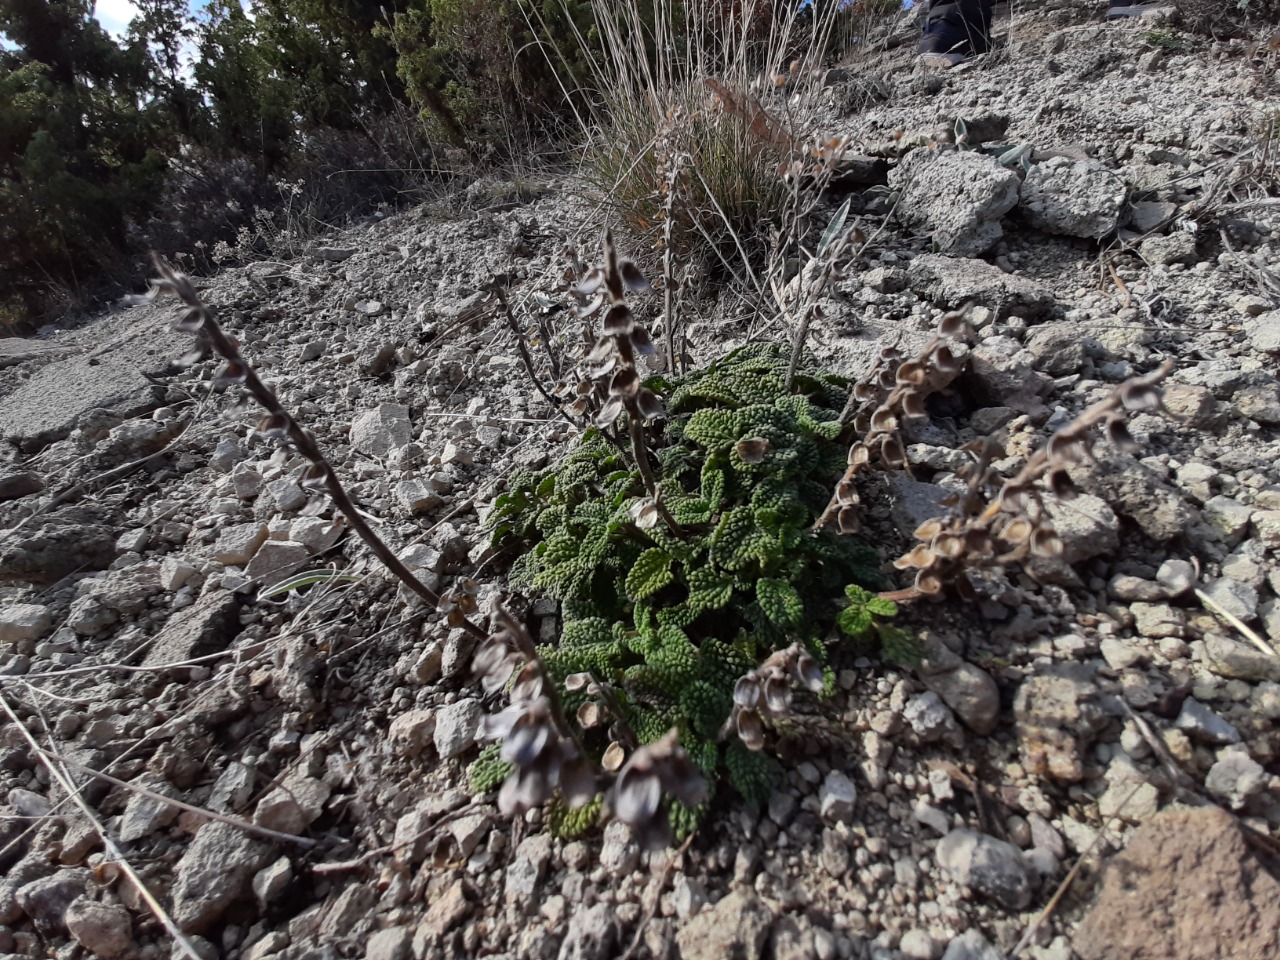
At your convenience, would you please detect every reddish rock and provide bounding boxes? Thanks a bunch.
[1075,806,1280,960]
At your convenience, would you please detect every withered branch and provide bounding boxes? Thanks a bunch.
[895,360,1177,600]
[149,257,487,642]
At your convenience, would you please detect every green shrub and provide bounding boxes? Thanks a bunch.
[379,0,597,145]
[484,342,907,822]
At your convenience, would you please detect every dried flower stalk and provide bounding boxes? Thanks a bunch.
[725,644,824,751]
[474,605,705,846]
[147,257,487,642]
[474,605,596,815]
[815,308,974,534]
[895,360,1177,600]
[488,281,586,437]
[571,231,680,532]
[654,120,687,375]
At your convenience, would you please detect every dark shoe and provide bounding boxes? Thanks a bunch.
[918,0,994,62]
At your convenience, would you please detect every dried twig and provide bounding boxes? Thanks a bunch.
[147,257,487,641]
[618,831,697,960]
[22,743,320,847]
[1009,781,1145,959]
[312,798,485,875]
[1195,587,1277,657]
[0,691,206,960]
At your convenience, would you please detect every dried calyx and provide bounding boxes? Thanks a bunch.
[612,730,708,849]
[474,605,706,847]
[816,308,974,535]
[474,605,595,815]
[147,258,486,641]
[573,229,662,428]
[725,644,824,752]
[895,360,1177,599]
[570,231,678,531]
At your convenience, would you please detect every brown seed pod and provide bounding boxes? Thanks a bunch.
[836,505,861,534]
[930,533,965,559]
[1031,527,1063,557]
[914,518,944,541]
[602,741,627,773]
[915,571,944,595]
[736,437,772,464]
[896,361,926,387]
[894,544,935,570]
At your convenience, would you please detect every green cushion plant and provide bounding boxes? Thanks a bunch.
[482,341,913,831]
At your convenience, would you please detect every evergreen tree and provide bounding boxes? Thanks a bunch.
[0,0,166,314]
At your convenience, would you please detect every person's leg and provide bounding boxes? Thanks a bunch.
[918,0,995,65]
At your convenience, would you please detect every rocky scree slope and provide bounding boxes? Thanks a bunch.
[1,10,1280,960]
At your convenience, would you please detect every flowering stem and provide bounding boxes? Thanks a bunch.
[152,258,487,642]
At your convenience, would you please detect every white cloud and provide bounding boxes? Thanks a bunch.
[95,0,141,37]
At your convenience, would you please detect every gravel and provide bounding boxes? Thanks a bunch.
[1,10,1278,957]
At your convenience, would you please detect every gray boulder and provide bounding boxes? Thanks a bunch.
[1021,157,1127,239]
[890,150,1021,257]
[907,254,1055,319]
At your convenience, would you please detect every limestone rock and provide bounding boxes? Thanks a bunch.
[170,821,272,933]
[65,898,133,958]
[0,603,52,646]
[675,891,773,960]
[1021,157,1126,239]
[919,645,1000,736]
[889,150,1021,257]
[1243,310,1280,354]
[143,592,241,669]
[907,254,1054,319]
[935,829,1033,910]
[351,404,412,458]
[0,506,118,585]
[1014,666,1106,782]
[1075,807,1280,960]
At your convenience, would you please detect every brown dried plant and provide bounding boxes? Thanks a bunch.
[894,360,1177,601]
[814,308,975,535]
[146,257,487,643]
[474,604,597,815]
[474,605,706,847]
[724,644,824,752]
[705,76,793,151]
[654,113,689,374]
[570,230,680,531]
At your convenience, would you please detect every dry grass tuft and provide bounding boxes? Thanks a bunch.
[563,0,851,276]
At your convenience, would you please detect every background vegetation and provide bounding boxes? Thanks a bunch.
[0,0,588,327]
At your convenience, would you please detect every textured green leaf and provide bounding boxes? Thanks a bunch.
[725,739,780,807]
[672,497,713,525]
[701,460,726,507]
[868,596,897,617]
[684,408,740,449]
[836,603,873,638]
[626,548,674,601]
[709,506,759,572]
[686,566,734,613]
[756,577,802,627]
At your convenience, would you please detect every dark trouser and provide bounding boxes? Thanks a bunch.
[918,0,995,56]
